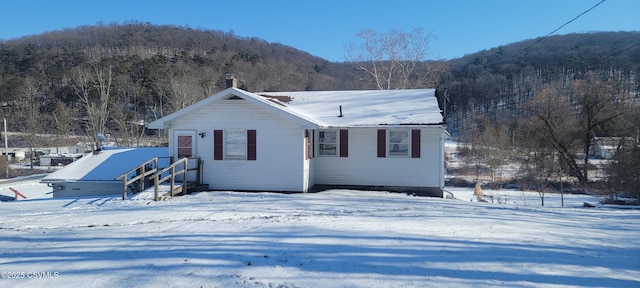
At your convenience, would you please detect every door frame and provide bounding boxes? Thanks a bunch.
[173,130,197,160]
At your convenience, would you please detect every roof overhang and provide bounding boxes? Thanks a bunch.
[147,88,319,130]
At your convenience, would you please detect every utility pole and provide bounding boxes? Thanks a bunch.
[4,118,8,179]
[560,161,564,208]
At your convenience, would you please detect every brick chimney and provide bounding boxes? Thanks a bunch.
[225,73,237,88]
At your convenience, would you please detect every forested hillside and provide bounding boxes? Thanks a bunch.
[1,23,638,198]
[439,31,639,198]
[441,31,640,127]
[2,23,637,137]
[0,22,357,148]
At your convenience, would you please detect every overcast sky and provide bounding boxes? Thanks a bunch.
[0,0,638,61]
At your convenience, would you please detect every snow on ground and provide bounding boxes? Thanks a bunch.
[0,180,639,288]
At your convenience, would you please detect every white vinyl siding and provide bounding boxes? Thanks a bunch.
[167,99,307,192]
[314,127,444,189]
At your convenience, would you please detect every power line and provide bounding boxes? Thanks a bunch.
[601,42,640,61]
[524,0,607,51]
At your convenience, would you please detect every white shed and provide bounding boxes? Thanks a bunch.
[148,86,447,197]
[41,147,169,198]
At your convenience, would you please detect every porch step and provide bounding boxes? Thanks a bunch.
[130,181,206,200]
[130,184,182,200]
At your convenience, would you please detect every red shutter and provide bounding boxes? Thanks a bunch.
[377,129,386,157]
[312,131,315,158]
[339,129,348,157]
[213,130,223,160]
[411,129,421,158]
[304,130,309,160]
[247,130,257,160]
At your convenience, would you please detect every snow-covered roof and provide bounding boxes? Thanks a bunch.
[41,147,169,183]
[148,88,443,129]
[258,89,443,127]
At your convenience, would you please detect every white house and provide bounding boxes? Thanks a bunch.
[590,137,636,159]
[148,84,448,197]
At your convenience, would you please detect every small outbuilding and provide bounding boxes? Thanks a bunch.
[39,154,83,166]
[41,147,169,198]
[590,137,636,159]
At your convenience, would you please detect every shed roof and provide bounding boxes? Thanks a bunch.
[148,88,318,129]
[41,147,169,183]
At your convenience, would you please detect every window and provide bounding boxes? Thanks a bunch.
[226,130,247,160]
[214,129,256,160]
[177,135,192,158]
[319,130,337,156]
[378,129,420,158]
[318,130,348,157]
[388,130,409,157]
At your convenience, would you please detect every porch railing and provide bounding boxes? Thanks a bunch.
[118,156,201,201]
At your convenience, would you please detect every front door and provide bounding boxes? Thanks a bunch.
[173,130,199,183]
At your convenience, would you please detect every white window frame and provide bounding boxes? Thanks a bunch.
[225,130,247,160]
[388,130,410,157]
[318,130,337,156]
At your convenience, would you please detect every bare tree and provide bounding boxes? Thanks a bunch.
[346,28,438,89]
[17,76,45,169]
[52,100,75,136]
[521,84,585,184]
[607,142,640,202]
[51,100,78,153]
[605,101,640,202]
[572,71,621,184]
[110,99,146,147]
[164,68,203,112]
[517,117,559,206]
[512,84,577,205]
[480,121,512,188]
[72,66,113,150]
[457,100,485,183]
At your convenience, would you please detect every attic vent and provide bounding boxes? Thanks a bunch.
[226,95,244,100]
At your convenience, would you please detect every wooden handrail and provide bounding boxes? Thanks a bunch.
[119,156,201,201]
[118,157,159,200]
[154,157,190,201]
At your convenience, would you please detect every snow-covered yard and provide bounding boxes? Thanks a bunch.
[0,180,638,287]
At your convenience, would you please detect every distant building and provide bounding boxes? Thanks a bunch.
[68,143,91,154]
[590,137,636,159]
[1,149,26,162]
[39,154,83,166]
